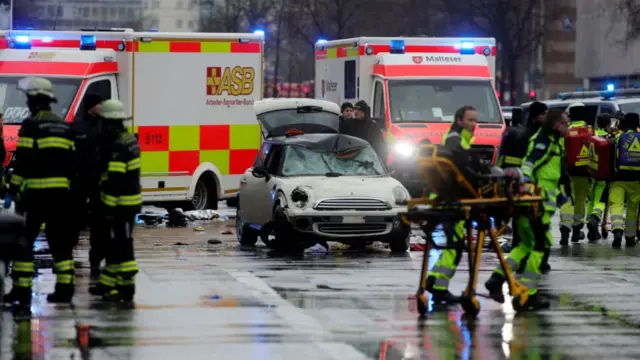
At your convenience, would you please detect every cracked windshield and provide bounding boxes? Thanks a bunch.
[0,76,78,123]
[388,79,502,123]
[282,145,385,176]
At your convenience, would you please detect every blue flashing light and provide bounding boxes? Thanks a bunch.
[149,28,159,32]
[253,29,265,37]
[316,38,327,44]
[390,39,405,54]
[577,87,583,91]
[41,36,53,43]
[460,41,475,55]
[80,35,96,50]
[11,35,31,49]
[606,83,615,91]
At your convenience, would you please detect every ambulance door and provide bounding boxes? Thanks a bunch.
[370,78,387,128]
[73,75,117,118]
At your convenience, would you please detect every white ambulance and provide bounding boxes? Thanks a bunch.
[315,37,504,197]
[0,29,264,210]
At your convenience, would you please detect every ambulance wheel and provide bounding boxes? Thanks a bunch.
[460,296,480,317]
[183,173,218,211]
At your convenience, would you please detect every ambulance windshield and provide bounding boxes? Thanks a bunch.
[388,79,502,124]
[618,102,640,114]
[0,76,80,124]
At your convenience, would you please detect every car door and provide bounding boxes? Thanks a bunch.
[239,144,281,226]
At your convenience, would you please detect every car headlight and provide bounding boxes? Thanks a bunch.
[291,187,310,208]
[392,186,409,205]
[393,142,414,156]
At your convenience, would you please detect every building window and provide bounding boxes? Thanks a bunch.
[188,20,194,29]
[47,5,56,17]
[110,8,117,18]
[118,7,125,18]
[150,18,159,28]
[177,0,183,9]
[152,0,160,9]
[187,0,195,9]
[127,8,134,19]
[176,19,183,28]
[92,7,99,18]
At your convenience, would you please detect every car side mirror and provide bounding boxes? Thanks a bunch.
[251,166,271,182]
[510,108,523,127]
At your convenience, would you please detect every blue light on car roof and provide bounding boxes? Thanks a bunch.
[253,29,265,37]
[460,41,475,55]
[80,34,97,50]
[11,35,31,49]
[390,39,405,54]
[316,38,327,44]
[606,83,615,91]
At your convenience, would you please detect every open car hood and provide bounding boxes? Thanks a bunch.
[254,98,341,139]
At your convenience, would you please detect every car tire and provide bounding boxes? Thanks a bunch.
[236,198,258,246]
[270,205,308,253]
[389,224,411,253]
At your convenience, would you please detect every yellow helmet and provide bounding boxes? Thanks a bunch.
[100,99,131,120]
[565,102,584,113]
[17,77,57,102]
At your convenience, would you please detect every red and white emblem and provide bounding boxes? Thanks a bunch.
[412,56,423,64]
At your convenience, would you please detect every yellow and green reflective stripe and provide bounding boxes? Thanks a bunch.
[36,136,74,150]
[17,137,33,148]
[117,194,142,206]
[10,174,24,186]
[127,158,141,171]
[108,161,126,173]
[119,261,139,273]
[101,192,117,207]
[12,261,34,273]
[53,260,74,272]
[56,274,74,285]
[27,177,70,189]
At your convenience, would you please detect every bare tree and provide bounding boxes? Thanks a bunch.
[613,0,640,42]
[442,0,561,102]
[12,0,41,29]
[198,0,245,32]
[284,0,365,46]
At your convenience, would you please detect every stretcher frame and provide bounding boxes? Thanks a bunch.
[400,146,545,318]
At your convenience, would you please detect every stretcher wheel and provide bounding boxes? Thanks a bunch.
[416,293,428,317]
[460,296,480,317]
[601,226,608,240]
[511,293,528,313]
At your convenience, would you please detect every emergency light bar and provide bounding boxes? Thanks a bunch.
[600,88,640,99]
[460,41,475,55]
[559,88,640,100]
[390,39,405,54]
[10,35,31,49]
[80,35,97,50]
[558,90,603,100]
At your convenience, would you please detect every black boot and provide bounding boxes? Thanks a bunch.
[484,273,505,303]
[89,283,113,297]
[560,226,571,246]
[539,249,551,274]
[612,230,623,248]
[587,215,602,242]
[117,285,135,303]
[47,283,74,303]
[426,277,460,305]
[522,292,550,311]
[626,236,637,248]
[571,225,584,243]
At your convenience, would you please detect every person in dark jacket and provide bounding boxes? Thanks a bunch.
[0,113,6,200]
[339,100,388,162]
[71,93,106,277]
[339,102,354,121]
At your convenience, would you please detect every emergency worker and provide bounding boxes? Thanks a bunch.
[609,113,640,248]
[485,109,570,310]
[5,77,77,305]
[0,113,6,200]
[496,102,547,251]
[89,99,142,302]
[586,114,613,241]
[559,103,591,245]
[71,93,106,277]
[426,105,490,305]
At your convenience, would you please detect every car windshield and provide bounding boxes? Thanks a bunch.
[0,76,80,124]
[259,108,340,138]
[281,145,386,177]
[618,101,640,113]
[522,104,599,124]
[388,79,502,123]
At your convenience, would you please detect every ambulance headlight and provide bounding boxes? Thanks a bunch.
[394,142,414,157]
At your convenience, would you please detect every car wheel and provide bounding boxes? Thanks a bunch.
[191,179,209,210]
[389,224,411,253]
[271,205,308,253]
[236,199,258,246]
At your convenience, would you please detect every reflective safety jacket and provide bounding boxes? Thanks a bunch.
[521,128,567,211]
[614,129,640,181]
[9,110,75,197]
[442,124,490,174]
[99,131,142,215]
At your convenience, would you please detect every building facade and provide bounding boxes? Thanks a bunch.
[575,0,640,90]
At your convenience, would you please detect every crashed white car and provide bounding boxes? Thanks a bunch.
[236,98,412,252]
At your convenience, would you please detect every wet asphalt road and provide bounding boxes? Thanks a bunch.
[2,206,640,359]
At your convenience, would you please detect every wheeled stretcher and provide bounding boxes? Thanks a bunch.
[400,145,545,318]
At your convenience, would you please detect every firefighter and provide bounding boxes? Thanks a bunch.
[586,114,613,242]
[71,93,106,277]
[426,105,490,305]
[89,99,142,302]
[4,77,77,305]
[559,103,591,245]
[609,112,640,248]
[496,101,552,273]
[485,109,570,310]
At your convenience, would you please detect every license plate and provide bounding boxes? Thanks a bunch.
[343,216,365,224]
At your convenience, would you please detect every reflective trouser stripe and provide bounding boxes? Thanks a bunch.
[11,261,34,288]
[117,260,139,287]
[56,274,74,285]
[53,260,74,273]
[116,277,135,286]
[519,271,541,289]
[99,264,120,288]
[429,249,458,291]
[559,214,573,229]
[611,215,624,230]
[625,220,637,237]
